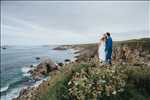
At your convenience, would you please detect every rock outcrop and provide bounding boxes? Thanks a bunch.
[53,46,67,50]
[28,59,60,80]
[112,38,150,65]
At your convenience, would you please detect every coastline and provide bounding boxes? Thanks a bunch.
[13,38,150,100]
[12,48,79,100]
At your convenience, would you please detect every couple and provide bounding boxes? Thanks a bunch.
[98,32,113,65]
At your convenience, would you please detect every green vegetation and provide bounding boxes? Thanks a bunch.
[35,58,150,100]
[34,62,92,100]
[31,38,150,100]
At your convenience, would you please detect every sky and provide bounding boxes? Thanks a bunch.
[1,1,150,45]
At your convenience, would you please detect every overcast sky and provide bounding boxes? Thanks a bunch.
[1,1,150,45]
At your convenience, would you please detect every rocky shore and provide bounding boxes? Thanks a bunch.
[13,48,78,100]
[28,58,59,80]
[13,38,150,100]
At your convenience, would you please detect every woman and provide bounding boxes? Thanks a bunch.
[98,34,107,63]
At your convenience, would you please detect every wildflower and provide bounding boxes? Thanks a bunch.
[99,79,106,84]
[68,81,72,85]
[74,82,78,86]
[112,91,117,95]
[118,88,124,92]
[111,70,115,73]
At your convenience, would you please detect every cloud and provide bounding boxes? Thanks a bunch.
[2,16,90,45]
[1,1,149,45]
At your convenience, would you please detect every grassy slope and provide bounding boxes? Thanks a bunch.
[34,62,92,100]
[37,61,150,100]
[34,38,150,100]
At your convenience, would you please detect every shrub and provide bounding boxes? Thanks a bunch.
[68,63,128,100]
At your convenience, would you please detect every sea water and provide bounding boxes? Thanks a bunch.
[0,45,75,100]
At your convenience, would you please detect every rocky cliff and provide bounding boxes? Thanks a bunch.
[13,38,150,100]
[74,38,150,65]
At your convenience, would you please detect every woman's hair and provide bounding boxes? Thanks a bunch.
[100,35,106,42]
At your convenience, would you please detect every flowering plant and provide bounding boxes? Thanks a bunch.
[68,60,128,100]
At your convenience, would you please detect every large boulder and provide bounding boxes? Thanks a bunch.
[29,58,60,80]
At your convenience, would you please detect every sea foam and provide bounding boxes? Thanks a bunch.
[0,85,9,93]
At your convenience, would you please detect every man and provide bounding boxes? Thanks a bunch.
[105,32,113,65]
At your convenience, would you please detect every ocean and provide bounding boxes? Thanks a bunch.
[0,46,75,100]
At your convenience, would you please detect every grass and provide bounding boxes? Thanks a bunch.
[31,38,150,100]
[32,58,150,100]
[13,38,150,100]
[33,62,92,100]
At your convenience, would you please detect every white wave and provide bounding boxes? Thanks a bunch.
[31,63,39,67]
[0,77,50,100]
[21,67,31,73]
[33,80,43,87]
[23,73,31,77]
[32,77,50,88]
[0,85,9,92]
[0,86,24,100]
[21,63,38,73]
[21,66,36,77]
